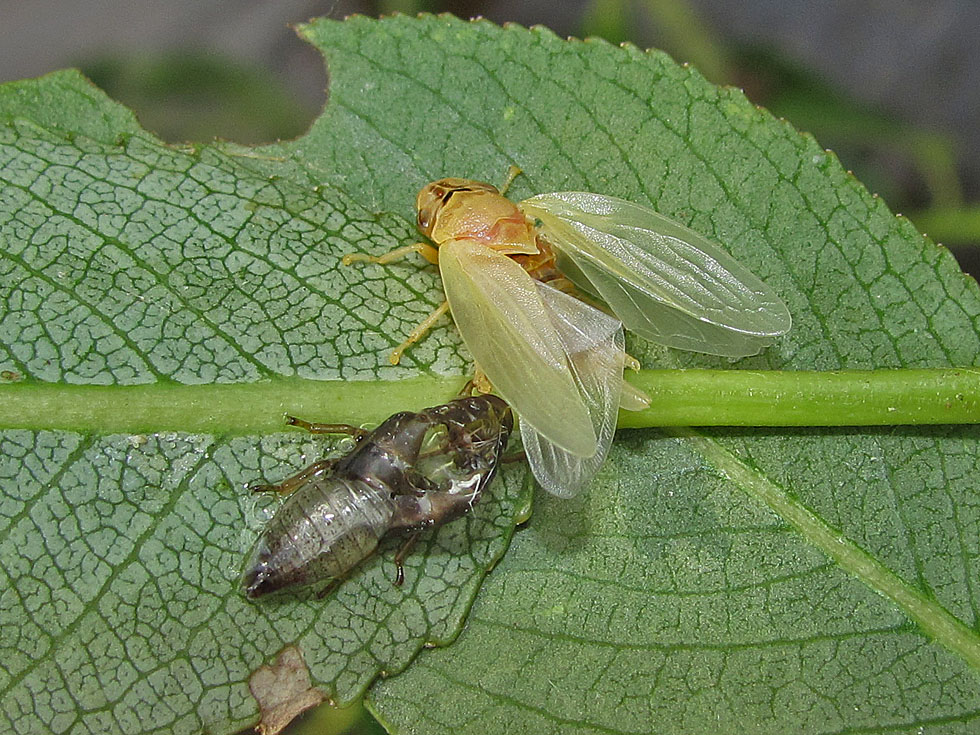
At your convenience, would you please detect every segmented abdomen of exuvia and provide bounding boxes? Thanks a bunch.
[242,476,394,599]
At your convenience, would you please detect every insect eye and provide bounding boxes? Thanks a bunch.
[417,209,431,230]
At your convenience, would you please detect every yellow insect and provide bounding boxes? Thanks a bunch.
[344,169,791,497]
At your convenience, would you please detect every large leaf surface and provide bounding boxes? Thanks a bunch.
[0,46,527,735]
[2,13,980,735]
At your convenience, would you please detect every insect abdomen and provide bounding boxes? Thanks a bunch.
[242,477,394,598]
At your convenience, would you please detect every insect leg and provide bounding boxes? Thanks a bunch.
[342,241,439,266]
[467,366,494,395]
[498,165,523,196]
[392,531,422,586]
[316,577,343,599]
[285,415,370,440]
[249,458,337,496]
[458,369,497,396]
[619,353,652,410]
[248,416,367,495]
[389,300,450,365]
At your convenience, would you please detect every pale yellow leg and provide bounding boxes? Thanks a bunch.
[390,300,450,365]
[457,368,494,397]
[342,241,439,267]
[470,366,494,394]
[498,165,523,196]
[344,241,445,363]
[620,352,651,410]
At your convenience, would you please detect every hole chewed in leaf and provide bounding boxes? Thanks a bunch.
[248,646,325,735]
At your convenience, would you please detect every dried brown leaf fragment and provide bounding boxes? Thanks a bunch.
[248,646,326,735]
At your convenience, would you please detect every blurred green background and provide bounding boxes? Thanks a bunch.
[1,1,977,732]
[3,0,976,281]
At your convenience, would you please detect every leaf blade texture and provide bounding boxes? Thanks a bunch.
[2,13,980,735]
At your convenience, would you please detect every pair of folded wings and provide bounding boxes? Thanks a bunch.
[438,192,792,497]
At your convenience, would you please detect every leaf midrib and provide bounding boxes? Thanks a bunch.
[2,369,977,434]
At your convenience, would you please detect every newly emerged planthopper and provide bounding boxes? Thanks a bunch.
[242,394,513,599]
[344,170,791,498]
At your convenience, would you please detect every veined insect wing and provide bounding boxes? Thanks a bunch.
[438,237,598,458]
[520,192,792,358]
[519,282,626,498]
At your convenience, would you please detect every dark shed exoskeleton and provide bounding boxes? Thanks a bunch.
[242,394,513,599]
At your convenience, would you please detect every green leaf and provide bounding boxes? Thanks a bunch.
[2,13,980,735]
[0,63,526,734]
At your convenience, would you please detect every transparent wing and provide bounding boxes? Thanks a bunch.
[521,192,792,357]
[520,282,626,498]
[438,239,596,458]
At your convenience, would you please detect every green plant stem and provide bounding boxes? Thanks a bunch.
[0,375,463,435]
[0,368,977,435]
[619,367,980,427]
